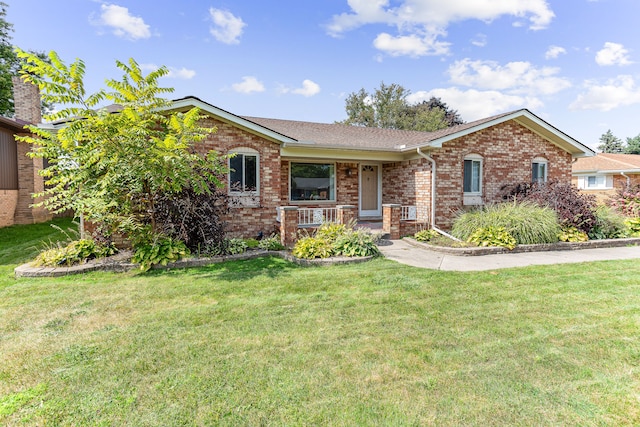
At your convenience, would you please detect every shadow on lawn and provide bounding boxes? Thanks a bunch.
[144,255,301,282]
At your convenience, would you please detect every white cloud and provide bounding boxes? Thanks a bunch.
[327,0,554,57]
[447,58,571,95]
[373,32,450,57]
[279,80,322,97]
[570,75,640,111]
[293,80,321,97]
[407,88,542,120]
[471,33,487,47]
[140,64,196,80]
[209,8,246,44]
[595,42,632,66]
[545,45,566,59]
[93,4,151,40]
[232,76,265,94]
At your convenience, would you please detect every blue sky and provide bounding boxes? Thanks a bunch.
[9,0,640,149]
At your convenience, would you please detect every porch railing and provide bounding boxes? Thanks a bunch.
[401,205,429,223]
[298,207,337,226]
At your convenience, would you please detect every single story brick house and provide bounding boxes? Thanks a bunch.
[159,97,594,241]
[0,77,50,227]
[572,153,640,203]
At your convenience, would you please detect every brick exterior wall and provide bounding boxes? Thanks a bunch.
[382,158,431,222]
[0,190,18,227]
[194,116,282,239]
[431,121,572,229]
[1,78,51,227]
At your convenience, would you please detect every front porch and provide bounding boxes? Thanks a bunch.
[276,204,429,246]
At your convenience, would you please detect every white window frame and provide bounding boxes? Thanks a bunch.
[579,175,613,190]
[532,158,548,184]
[463,154,483,206]
[463,154,483,195]
[228,147,259,196]
[289,161,336,203]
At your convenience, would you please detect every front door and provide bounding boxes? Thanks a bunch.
[359,164,381,217]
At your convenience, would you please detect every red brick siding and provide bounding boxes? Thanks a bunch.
[382,158,432,221]
[194,117,283,238]
[432,121,572,229]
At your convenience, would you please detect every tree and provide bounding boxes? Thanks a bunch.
[597,129,623,153]
[15,49,226,245]
[624,134,640,155]
[339,82,463,131]
[0,1,17,115]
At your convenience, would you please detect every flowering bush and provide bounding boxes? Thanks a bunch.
[607,184,640,217]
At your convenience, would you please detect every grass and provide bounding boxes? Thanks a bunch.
[1,220,640,425]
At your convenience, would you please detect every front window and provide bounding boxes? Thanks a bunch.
[532,159,547,183]
[463,158,482,194]
[290,162,335,201]
[584,175,612,189]
[229,149,258,193]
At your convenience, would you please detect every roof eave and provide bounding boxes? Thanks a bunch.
[406,109,595,157]
[167,97,298,145]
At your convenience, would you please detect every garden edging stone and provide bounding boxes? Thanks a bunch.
[14,250,374,278]
[404,236,640,256]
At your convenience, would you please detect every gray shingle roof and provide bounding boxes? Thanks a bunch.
[242,110,517,151]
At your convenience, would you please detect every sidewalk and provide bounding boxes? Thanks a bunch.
[378,239,640,271]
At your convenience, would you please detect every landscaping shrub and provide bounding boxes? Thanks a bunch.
[501,180,597,234]
[34,239,118,267]
[292,221,379,259]
[132,236,190,271]
[414,229,439,242]
[608,184,640,217]
[452,201,560,245]
[292,236,334,259]
[558,226,589,242]
[467,226,516,250]
[625,217,640,237]
[588,206,629,240]
[258,234,286,251]
[244,238,260,249]
[225,238,248,255]
[333,230,380,257]
[153,181,230,255]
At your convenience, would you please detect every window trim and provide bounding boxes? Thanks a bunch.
[289,161,336,203]
[581,174,613,190]
[463,154,483,195]
[228,148,259,195]
[532,157,548,184]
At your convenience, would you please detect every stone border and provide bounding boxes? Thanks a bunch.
[404,236,640,256]
[14,250,375,278]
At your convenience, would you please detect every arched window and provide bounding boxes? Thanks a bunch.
[229,147,259,194]
[532,157,548,184]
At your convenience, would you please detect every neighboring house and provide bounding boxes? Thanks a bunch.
[572,153,640,202]
[0,77,50,228]
[159,97,594,239]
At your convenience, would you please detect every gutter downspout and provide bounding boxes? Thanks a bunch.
[621,172,631,187]
[416,147,461,241]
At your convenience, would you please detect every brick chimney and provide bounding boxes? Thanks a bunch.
[12,76,42,124]
[11,75,50,224]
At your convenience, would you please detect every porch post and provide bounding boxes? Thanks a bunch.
[382,204,402,240]
[336,205,357,226]
[279,206,299,248]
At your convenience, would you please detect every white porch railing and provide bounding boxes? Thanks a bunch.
[401,205,429,222]
[298,207,337,226]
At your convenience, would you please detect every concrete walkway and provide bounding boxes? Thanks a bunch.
[378,239,640,271]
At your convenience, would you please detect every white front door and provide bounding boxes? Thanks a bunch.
[359,164,381,217]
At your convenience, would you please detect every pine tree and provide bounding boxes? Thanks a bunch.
[597,130,623,153]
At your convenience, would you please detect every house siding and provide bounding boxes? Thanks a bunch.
[431,121,572,229]
[195,116,282,239]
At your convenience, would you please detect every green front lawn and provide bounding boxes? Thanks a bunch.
[1,220,639,425]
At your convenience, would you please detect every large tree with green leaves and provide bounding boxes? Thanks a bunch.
[624,134,640,155]
[0,1,17,115]
[597,129,624,153]
[339,82,463,131]
[15,49,226,244]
